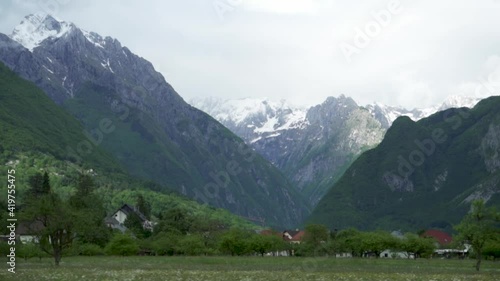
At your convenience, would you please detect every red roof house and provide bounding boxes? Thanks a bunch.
[283,229,305,243]
[421,229,453,245]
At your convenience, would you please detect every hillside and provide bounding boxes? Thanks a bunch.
[308,97,500,231]
[0,61,257,230]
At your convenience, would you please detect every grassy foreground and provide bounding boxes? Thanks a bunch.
[1,256,499,281]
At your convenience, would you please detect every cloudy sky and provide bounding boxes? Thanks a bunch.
[1,0,500,108]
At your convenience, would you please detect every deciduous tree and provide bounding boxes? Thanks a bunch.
[455,200,499,271]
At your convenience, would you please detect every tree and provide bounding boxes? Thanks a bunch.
[303,224,329,246]
[332,228,364,257]
[401,233,435,259]
[177,234,206,255]
[105,233,139,256]
[136,194,151,219]
[124,212,151,239]
[155,207,193,235]
[69,173,111,247]
[298,224,330,256]
[153,231,181,256]
[249,234,284,256]
[21,172,78,265]
[360,231,399,258]
[455,200,500,271]
[219,228,251,256]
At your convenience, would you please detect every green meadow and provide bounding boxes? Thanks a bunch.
[1,256,499,281]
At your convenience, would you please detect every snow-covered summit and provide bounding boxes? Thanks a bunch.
[438,95,481,111]
[190,97,308,136]
[10,13,116,52]
[10,13,75,51]
[366,95,482,128]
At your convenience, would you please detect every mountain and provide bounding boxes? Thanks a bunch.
[0,13,308,228]
[192,96,386,205]
[192,95,483,206]
[0,61,258,230]
[308,96,500,232]
[366,96,482,128]
[0,60,120,172]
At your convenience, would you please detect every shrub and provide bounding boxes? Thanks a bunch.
[80,244,104,256]
[105,234,139,256]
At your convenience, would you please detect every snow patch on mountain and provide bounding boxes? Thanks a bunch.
[10,13,74,51]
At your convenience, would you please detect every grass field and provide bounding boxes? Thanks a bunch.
[1,256,499,281]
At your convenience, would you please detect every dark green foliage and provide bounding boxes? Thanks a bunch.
[0,62,121,173]
[69,174,112,247]
[105,234,139,256]
[400,233,435,258]
[219,228,252,256]
[483,238,500,260]
[136,194,151,219]
[152,232,181,256]
[77,244,105,256]
[455,200,500,270]
[21,173,78,265]
[155,207,193,235]
[177,234,206,256]
[249,234,285,256]
[18,242,46,261]
[124,212,152,239]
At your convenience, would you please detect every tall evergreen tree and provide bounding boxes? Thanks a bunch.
[69,173,111,247]
[136,194,151,219]
[28,172,44,196]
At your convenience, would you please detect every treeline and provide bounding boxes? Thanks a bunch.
[1,171,499,270]
[0,171,287,264]
[294,225,436,258]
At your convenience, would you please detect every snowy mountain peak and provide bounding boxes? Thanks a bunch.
[438,95,481,110]
[10,13,75,51]
[365,95,482,128]
[190,97,308,139]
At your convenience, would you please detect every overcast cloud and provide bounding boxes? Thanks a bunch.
[1,0,500,108]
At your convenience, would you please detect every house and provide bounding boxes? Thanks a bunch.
[379,230,413,259]
[282,229,305,244]
[106,204,154,232]
[0,221,44,244]
[421,229,453,246]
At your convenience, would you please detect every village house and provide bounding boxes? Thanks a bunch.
[105,204,154,232]
[421,229,453,246]
[0,221,44,244]
[282,229,305,244]
[421,229,470,258]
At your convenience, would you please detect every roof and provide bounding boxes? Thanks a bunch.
[260,229,281,238]
[283,229,305,242]
[115,204,148,222]
[105,216,127,233]
[422,229,453,245]
[104,216,120,225]
[16,221,44,235]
